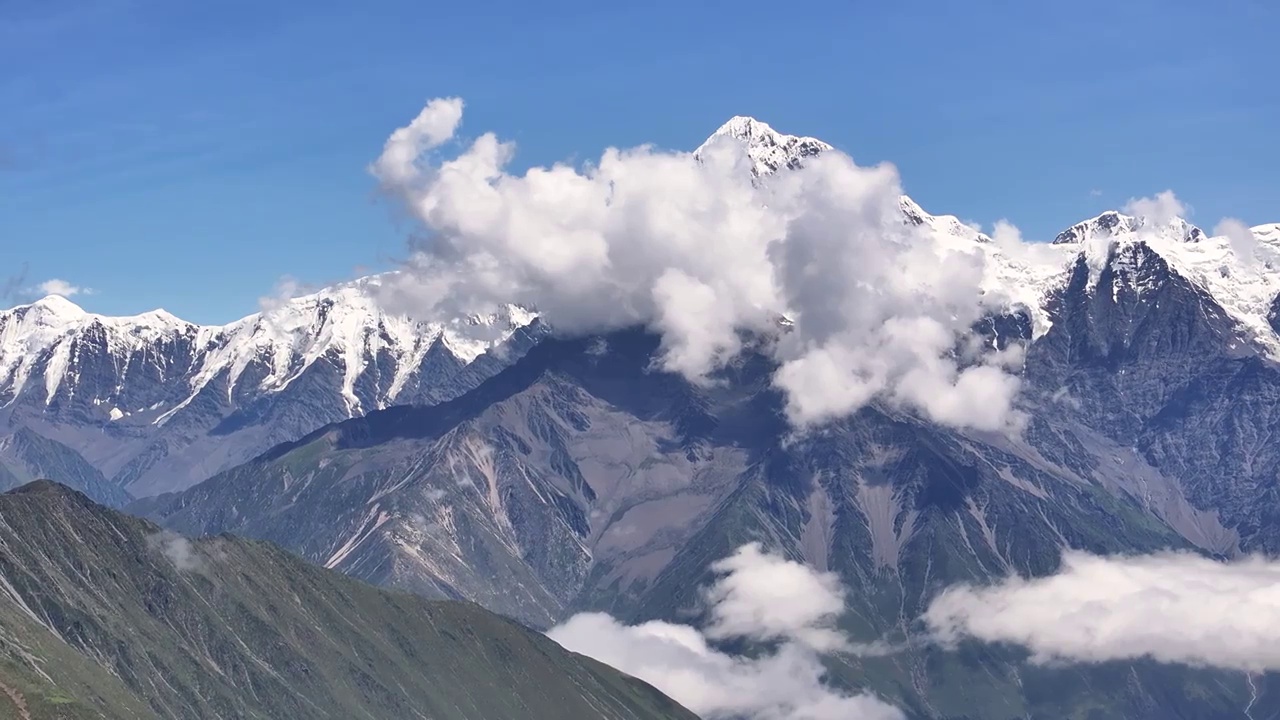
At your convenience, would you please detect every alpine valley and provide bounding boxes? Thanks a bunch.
[8,118,1280,718]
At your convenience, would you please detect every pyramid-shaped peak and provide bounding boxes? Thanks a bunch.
[15,294,89,323]
[706,115,830,148]
[711,115,783,140]
[697,115,833,176]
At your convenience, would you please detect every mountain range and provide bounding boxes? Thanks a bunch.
[8,116,1280,718]
[0,276,541,499]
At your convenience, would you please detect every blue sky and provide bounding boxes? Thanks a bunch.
[2,0,1276,324]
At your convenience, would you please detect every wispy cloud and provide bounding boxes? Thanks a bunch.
[146,530,203,572]
[548,543,903,720]
[1214,218,1259,260]
[1,263,29,302]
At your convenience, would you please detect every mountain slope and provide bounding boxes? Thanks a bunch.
[140,323,1272,718]
[0,480,696,720]
[0,278,541,497]
[19,114,1280,717]
[132,116,1280,718]
[0,427,127,506]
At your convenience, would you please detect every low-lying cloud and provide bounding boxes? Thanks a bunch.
[924,550,1280,673]
[548,543,903,720]
[700,542,849,652]
[369,98,1023,433]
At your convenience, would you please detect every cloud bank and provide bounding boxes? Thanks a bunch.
[369,98,1022,433]
[548,543,903,720]
[924,550,1280,673]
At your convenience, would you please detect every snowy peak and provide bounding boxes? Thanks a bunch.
[1253,223,1280,246]
[0,276,537,418]
[1053,210,1206,245]
[1043,210,1280,359]
[25,294,88,319]
[695,115,833,175]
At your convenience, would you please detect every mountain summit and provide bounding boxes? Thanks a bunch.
[0,277,539,497]
[1052,209,1207,245]
[695,114,833,175]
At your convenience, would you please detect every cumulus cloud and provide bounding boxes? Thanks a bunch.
[370,97,464,189]
[989,219,1024,250]
[924,550,1280,673]
[35,278,92,298]
[369,98,1023,433]
[701,543,849,652]
[147,530,202,571]
[548,543,903,720]
[1122,190,1187,226]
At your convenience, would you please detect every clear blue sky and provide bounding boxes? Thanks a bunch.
[2,0,1276,324]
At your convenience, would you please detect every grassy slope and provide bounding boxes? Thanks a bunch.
[0,481,695,720]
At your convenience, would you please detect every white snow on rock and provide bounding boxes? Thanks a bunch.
[0,274,537,420]
[706,116,1280,357]
[694,115,833,176]
[5,116,1277,424]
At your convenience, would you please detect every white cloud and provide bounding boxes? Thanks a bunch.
[1122,190,1187,226]
[147,530,202,571]
[370,98,1023,434]
[990,219,1024,249]
[370,97,464,189]
[256,275,317,334]
[924,550,1280,673]
[701,543,848,652]
[1214,218,1258,261]
[35,278,92,298]
[257,275,308,314]
[548,543,903,720]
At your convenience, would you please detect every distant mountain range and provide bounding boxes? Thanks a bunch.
[0,277,542,499]
[0,481,695,719]
[9,116,1280,718]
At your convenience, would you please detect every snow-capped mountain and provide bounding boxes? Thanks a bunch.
[694,115,832,174]
[28,114,1277,717]
[136,171,1280,720]
[709,115,1280,362]
[8,110,1280,518]
[0,278,539,498]
[1051,209,1207,245]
